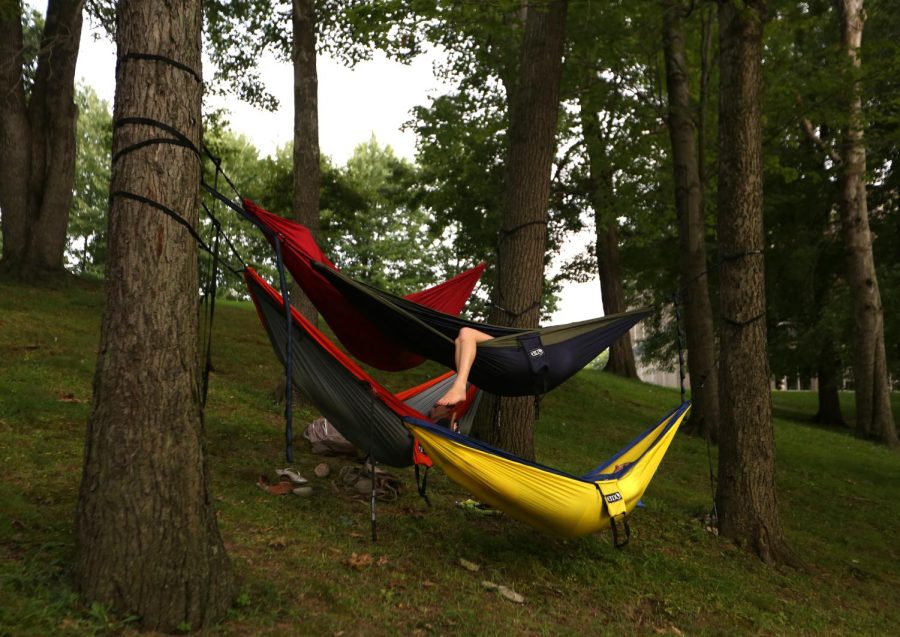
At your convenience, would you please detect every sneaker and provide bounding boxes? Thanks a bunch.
[275,468,308,485]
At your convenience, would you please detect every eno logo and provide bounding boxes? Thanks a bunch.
[530,348,544,357]
[605,492,623,503]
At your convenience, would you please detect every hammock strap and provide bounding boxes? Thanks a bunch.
[112,116,201,164]
[412,438,433,507]
[119,51,202,84]
[597,481,630,549]
[274,236,294,464]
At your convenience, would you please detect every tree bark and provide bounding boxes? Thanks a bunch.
[75,1,235,630]
[834,0,897,446]
[292,0,321,324]
[715,0,791,564]
[470,0,567,460]
[0,0,83,278]
[661,0,719,441]
[814,337,845,426]
[578,94,639,379]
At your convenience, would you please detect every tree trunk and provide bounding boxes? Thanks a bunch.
[834,0,897,447]
[715,0,791,564]
[578,93,638,379]
[596,220,638,377]
[75,1,235,630]
[814,337,845,426]
[292,0,321,324]
[0,0,83,278]
[470,0,567,460]
[662,0,719,441]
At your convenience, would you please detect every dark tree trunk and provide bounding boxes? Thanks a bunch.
[470,0,567,460]
[272,0,322,408]
[291,0,321,325]
[578,92,638,379]
[814,337,845,426]
[0,0,83,278]
[596,221,638,377]
[662,0,719,441]
[75,1,235,630]
[834,0,897,447]
[715,0,791,564]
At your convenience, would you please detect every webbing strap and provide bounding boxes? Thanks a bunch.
[597,481,630,549]
[414,464,431,507]
[112,116,201,164]
[120,52,202,84]
[110,190,211,253]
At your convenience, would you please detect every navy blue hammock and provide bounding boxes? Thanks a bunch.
[313,262,651,397]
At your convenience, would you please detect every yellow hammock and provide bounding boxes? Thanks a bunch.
[404,402,690,540]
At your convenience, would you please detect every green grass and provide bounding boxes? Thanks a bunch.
[1,276,898,636]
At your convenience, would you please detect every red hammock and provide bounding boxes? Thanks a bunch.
[241,199,486,371]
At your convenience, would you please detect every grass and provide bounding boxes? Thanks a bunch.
[1,275,898,636]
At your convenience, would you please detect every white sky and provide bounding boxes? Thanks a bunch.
[74,17,601,324]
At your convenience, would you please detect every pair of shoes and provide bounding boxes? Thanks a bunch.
[276,468,308,485]
[456,499,501,515]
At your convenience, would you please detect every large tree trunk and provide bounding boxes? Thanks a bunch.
[834,0,897,447]
[0,0,83,278]
[662,0,719,441]
[715,0,791,564]
[470,0,567,460]
[75,1,235,630]
[578,94,638,379]
[292,0,321,324]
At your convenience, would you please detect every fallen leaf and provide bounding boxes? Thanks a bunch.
[481,580,499,591]
[377,555,389,566]
[345,552,373,569]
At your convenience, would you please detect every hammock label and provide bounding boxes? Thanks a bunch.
[529,348,544,357]
[604,492,623,504]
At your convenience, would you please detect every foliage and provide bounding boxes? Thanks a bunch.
[321,137,451,295]
[199,127,456,298]
[66,85,112,279]
[2,278,899,635]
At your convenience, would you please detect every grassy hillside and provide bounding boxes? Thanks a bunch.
[1,277,898,636]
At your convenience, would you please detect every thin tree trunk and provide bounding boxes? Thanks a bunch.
[273,0,321,407]
[596,220,638,377]
[715,0,792,564]
[662,0,719,441]
[578,93,638,379]
[292,0,321,324]
[814,337,845,426]
[0,0,83,278]
[834,0,897,446]
[470,0,567,460]
[75,1,235,630]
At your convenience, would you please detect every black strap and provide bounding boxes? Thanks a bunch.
[120,52,202,84]
[611,517,631,549]
[110,190,211,254]
[498,219,547,244]
[415,464,431,507]
[113,116,200,163]
[491,299,540,320]
[721,310,766,328]
[274,236,294,464]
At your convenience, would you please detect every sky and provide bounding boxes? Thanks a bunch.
[74,17,601,324]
